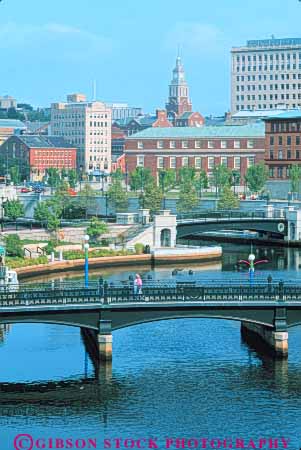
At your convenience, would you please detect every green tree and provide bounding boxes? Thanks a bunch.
[78,184,98,218]
[86,217,108,243]
[3,199,24,220]
[9,166,20,185]
[46,168,61,188]
[140,182,163,215]
[107,180,128,212]
[177,182,199,213]
[4,234,23,257]
[67,170,78,188]
[130,167,153,191]
[231,170,241,193]
[212,165,232,195]
[218,185,240,210]
[289,165,301,193]
[34,199,61,231]
[178,167,196,186]
[111,168,124,182]
[244,162,268,193]
[194,169,209,198]
[158,169,177,192]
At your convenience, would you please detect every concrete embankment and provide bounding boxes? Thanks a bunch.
[15,248,222,279]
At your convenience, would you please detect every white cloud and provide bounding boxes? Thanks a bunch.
[0,22,114,60]
[165,22,227,56]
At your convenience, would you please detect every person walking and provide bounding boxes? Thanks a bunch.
[134,273,143,295]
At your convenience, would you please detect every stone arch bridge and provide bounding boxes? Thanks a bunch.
[1,281,301,363]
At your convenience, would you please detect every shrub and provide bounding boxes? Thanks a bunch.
[6,255,48,269]
[44,239,58,255]
[134,243,145,255]
[4,234,24,257]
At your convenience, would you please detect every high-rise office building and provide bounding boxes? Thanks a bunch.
[231,38,301,113]
[107,103,143,120]
[51,94,111,173]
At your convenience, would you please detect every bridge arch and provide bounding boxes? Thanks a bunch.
[109,309,276,331]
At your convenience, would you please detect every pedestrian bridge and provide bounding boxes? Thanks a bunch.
[176,211,288,239]
[0,280,300,359]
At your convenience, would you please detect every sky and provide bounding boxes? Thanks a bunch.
[1,0,301,115]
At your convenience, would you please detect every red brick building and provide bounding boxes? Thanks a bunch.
[264,111,301,179]
[125,123,265,184]
[0,135,77,181]
[174,112,205,127]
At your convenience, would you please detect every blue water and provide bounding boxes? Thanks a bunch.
[0,243,301,450]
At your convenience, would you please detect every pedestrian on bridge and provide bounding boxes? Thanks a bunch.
[134,274,143,295]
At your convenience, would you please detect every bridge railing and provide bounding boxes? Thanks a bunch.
[1,281,301,307]
[104,282,301,304]
[177,209,286,222]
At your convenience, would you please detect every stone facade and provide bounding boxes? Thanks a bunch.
[231,38,301,113]
[51,94,112,173]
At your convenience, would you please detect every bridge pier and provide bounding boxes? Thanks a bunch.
[241,322,288,358]
[98,320,112,362]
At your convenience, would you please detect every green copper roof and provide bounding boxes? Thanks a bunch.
[130,123,265,139]
[264,110,301,120]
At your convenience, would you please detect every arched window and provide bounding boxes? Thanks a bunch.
[160,229,171,247]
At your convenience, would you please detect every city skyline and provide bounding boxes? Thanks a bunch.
[1,0,301,114]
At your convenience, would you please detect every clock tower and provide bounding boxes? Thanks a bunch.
[166,55,192,122]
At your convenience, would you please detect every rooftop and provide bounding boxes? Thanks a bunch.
[247,38,301,48]
[129,123,265,139]
[0,119,26,129]
[264,110,301,121]
[14,135,76,149]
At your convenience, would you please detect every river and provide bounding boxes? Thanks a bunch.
[1,243,301,450]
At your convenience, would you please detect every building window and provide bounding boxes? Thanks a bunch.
[182,156,189,167]
[157,157,164,169]
[270,136,274,145]
[234,157,241,169]
[270,151,274,160]
[269,167,274,178]
[170,140,176,149]
[208,157,215,170]
[296,136,300,145]
[182,140,189,149]
[195,140,201,148]
[278,149,283,159]
[195,157,202,169]
[287,136,292,145]
[170,156,176,169]
[287,149,292,159]
[247,140,254,149]
[137,155,144,167]
[278,136,283,145]
[157,140,164,149]
[234,140,240,149]
[221,140,227,149]
[208,140,214,149]
[221,157,228,167]
[277,167,283,178]
[247,157,255,167]
[137,141,143,149]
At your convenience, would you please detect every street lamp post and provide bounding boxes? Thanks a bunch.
[248,253,255,285]
[160,171,166,209]
[84,234,90,288]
